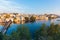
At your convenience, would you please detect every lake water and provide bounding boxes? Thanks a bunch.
[0,18,60,38]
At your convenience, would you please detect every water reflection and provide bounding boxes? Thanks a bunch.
[51,18,60,24]
[20,21,25,24]
[13,19,58,25]
[0,25,4,32]
[13,20,25,24]
[6,20,51,35]
[0,18,60,36]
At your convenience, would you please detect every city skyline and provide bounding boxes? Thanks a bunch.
[0,0,60,15]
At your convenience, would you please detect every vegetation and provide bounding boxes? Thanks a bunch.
[30,16,36,22]
[0,23,60,40]
[25,16,36,23]
[0,32,3,40]
[13,18,17,24]
[25,17,29,22]
[34,23,60,40]
[1,25,31,40]
[10,26,31,40]
[5,14,10,18]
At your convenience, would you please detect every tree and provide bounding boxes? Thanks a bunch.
[25,17,29,22]
[6,25,32,40]
[48,23,60,40]
[30,16,36,22]
[34,23,60,40]
[0,32,3,40]
[5,14,10,18]
[34,23,48,40]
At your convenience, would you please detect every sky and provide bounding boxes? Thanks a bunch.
[0,0,60,14]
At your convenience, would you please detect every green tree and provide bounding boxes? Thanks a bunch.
[48,23,60,40]
[25,17,29,22]
[30,16,36,22]
[0,32,3,40]
[34,23,48,40]
[6,25,32,40]
[34,23,60,40]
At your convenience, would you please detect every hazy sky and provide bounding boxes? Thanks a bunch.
[0,0,60,14]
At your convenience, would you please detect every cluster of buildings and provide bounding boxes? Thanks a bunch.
[34,14,58,20]
[0,13,58,25]
[0,13,25,25]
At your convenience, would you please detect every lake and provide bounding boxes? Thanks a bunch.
[0,18,60,38]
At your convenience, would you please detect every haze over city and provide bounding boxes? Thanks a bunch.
[0,0,60,15]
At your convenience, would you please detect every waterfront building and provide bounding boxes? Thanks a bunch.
[39,15,48,20]
[5,18,11,22]
[20,16,25,21]
[35,16,40,20]
[10,14,16,18]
